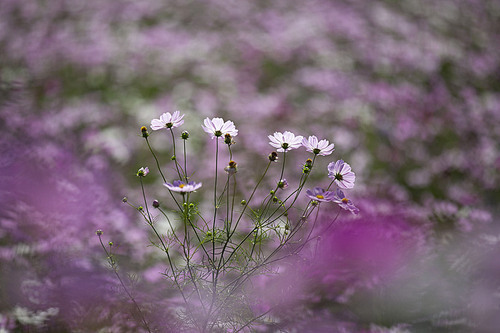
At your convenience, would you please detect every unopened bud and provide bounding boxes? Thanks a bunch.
[224,133,233,145]
[96,229,103,236]
[181,131,189,140]
[268,151,278,162]
[141,126,149,138]
[277,179,288,189]
[152,200,160,208]
[240,200,246,205]
[122,197,128,203]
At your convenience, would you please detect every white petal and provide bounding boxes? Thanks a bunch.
[212,118,224,129]
[151,119,165,130]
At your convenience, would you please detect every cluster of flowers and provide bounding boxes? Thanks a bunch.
[142,111,359,215]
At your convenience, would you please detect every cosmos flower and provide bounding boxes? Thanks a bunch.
[327,160,355,189]
[150,111,185,130]
[305,187,333,202]
[330,189,359,215]
[302,136,335,156]
[202,117,238,139]
[164,180,202,193]
[268,131,303,152]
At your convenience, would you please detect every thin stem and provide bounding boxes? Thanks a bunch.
[170,128,184,180]
[183,139,188,181]
[145,137,166,183]
[98,236,152,333]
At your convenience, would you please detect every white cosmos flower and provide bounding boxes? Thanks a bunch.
[151,111,185,130]
[268,131,303,152]
[202,117,238,139]
[164,180,202,193]
[302,136,335,156]
[327,159,355,189]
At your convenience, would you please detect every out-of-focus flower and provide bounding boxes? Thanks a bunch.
[151,111,185,130]
[330,189,359,215]
[302,136,335,156]
[328,160,355,189]
[268,131,303,152]
[136,167,149,177]
[164,180,202,193]
[202,117,238,139]
[306,187,333,202]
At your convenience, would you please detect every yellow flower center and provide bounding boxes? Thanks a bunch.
[342,198,349,203]
[179,184,185,188]
[316,195,324,199]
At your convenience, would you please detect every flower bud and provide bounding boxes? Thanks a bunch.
[122,197,128,203]
[277,179,288,189]
[108,241,114,246]
[136,167,149,177]
[171,155,176,161]
[272,196,278,203]
[181,131,189,140]
[224,133,233,145]
[96,229,103,236]
[240,200,246,205]
[270,190,275,195]
[141,126,149,138]
[305,159,313,168]
[268,151,278,162]
[224,160,238,175]
[152,200,160,208]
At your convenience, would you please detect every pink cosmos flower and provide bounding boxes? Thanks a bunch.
[328,160,355,189]
[305,187,333,202]
[202,117,238,139]
[164,180,202,193]
[268,131,303,152]
[150,111,185,130]
[330,188,359,215]
[302,136,335,156]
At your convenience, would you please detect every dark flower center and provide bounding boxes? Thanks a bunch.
[281,143,289,149]
[335,173,343,181]
[313,148,321,154]
[166,122,173,128]
[215,130,223,137]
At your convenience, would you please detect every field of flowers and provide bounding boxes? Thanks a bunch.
[1,0,499,332]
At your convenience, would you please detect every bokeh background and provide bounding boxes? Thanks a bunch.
[1,0,500,331]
